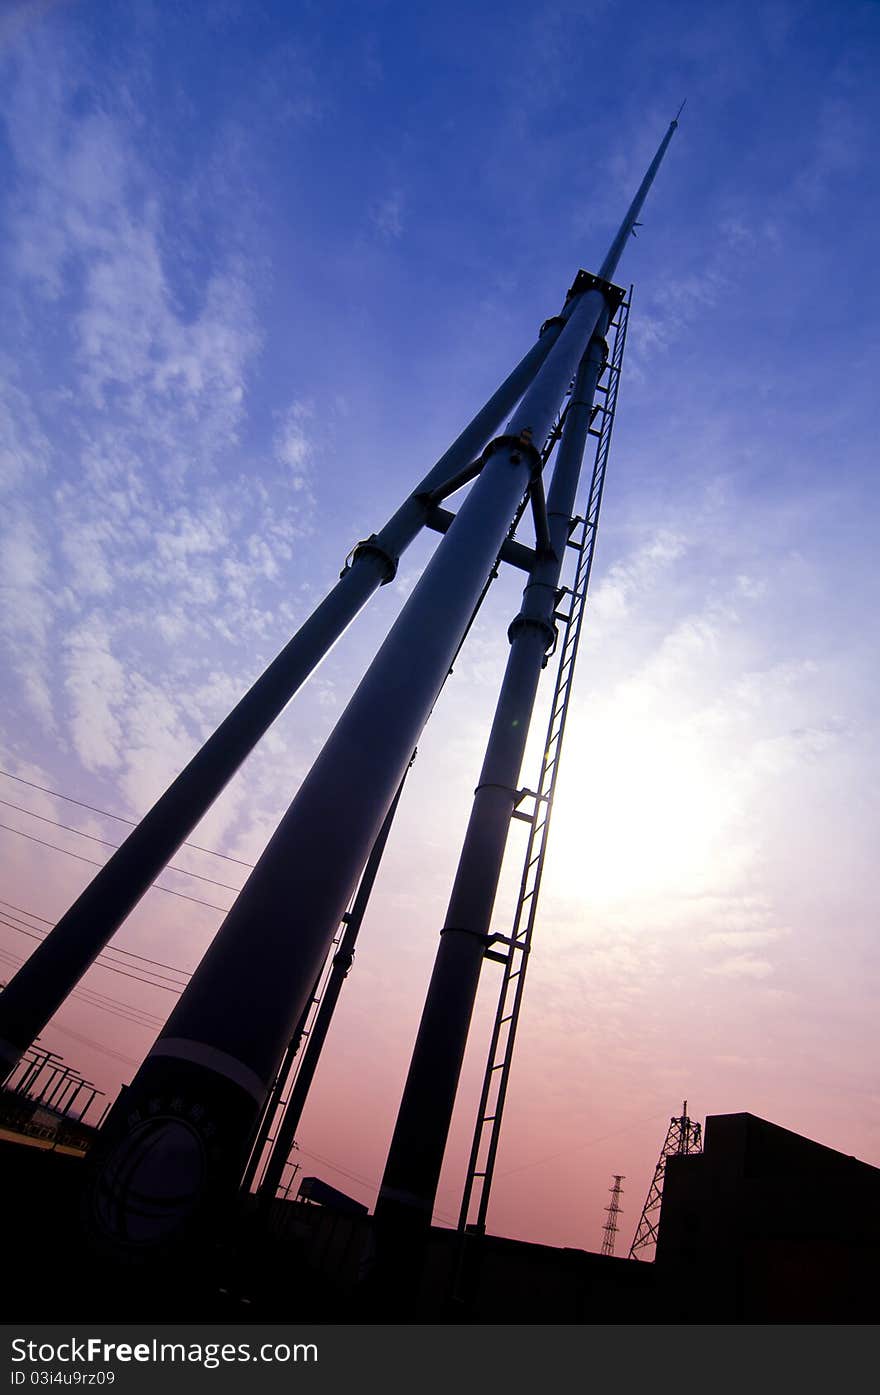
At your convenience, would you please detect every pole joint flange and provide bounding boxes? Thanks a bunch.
[340,533,398,584]
[480,431,543,474]
[507,612,557,656]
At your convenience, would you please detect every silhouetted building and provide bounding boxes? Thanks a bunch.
[656,1112,880,1321]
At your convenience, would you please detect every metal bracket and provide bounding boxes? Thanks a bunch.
[341,534,398,584]
[564,268,626,311]
[483,931,526,964]
[529,474,555,558]
[440,925,493,946]
[421,454,485,507]
[425,505,536,573]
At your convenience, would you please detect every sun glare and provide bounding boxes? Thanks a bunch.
[550,705,741,904]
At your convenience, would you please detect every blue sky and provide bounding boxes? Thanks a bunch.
[1,0,878,1250]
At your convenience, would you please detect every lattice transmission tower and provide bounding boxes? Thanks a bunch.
[600,1174,625,1256]
[629,1102,702,1260]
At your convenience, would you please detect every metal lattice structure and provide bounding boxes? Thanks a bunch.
[629,1102,702,1260]
[457,292,632,1234]
[600,1175,625,1256]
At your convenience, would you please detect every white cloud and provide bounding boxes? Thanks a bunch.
[370,191,405,240]
[63,618,128,771]
[0,511,55,725]
[586,529,686,635]
[0,377,51,494]
[706,955,775,981]
[276,401,312,476]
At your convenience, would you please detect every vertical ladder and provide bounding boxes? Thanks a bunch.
[458,290,632,1235]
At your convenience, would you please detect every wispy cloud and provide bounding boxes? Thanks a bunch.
[0,27,322,850]
[370,191,405,240]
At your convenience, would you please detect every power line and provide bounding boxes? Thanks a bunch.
[0,897,53,924]
[0,917,184,994]
[0,821,229,913]
[0,942,166,1023]
[65,988,164,1031]
[0,899,191,977]
[0,797,243,893]
[45,1022,143,1069]
[0,944,166,1031]
[494,1113,672,1179]
[0,907,189,982]
[0,768,255,867]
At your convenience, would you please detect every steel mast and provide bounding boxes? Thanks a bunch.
[75,112,679,1261]
[375,113,681,1250]
[601,1175,625,1256]
[83,258,641,1254]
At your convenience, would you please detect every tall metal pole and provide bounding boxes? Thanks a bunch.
[240,763,413,1195]
[43,1068,74,1110]
[0,318,570,1083]
[25,1053,62,1101]
[376,111,681,1246]
[600,1175,625,1257]
[95,1096,114,1130]
[374,328,611,1237]
[61,1080,85,1119]
[35,1065,66,1105]
[256,769,409,1203]
[15,1049,52,1096]
[77,1085,100,1122]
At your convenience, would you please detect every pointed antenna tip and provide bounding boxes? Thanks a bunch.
[673,98,687,124]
